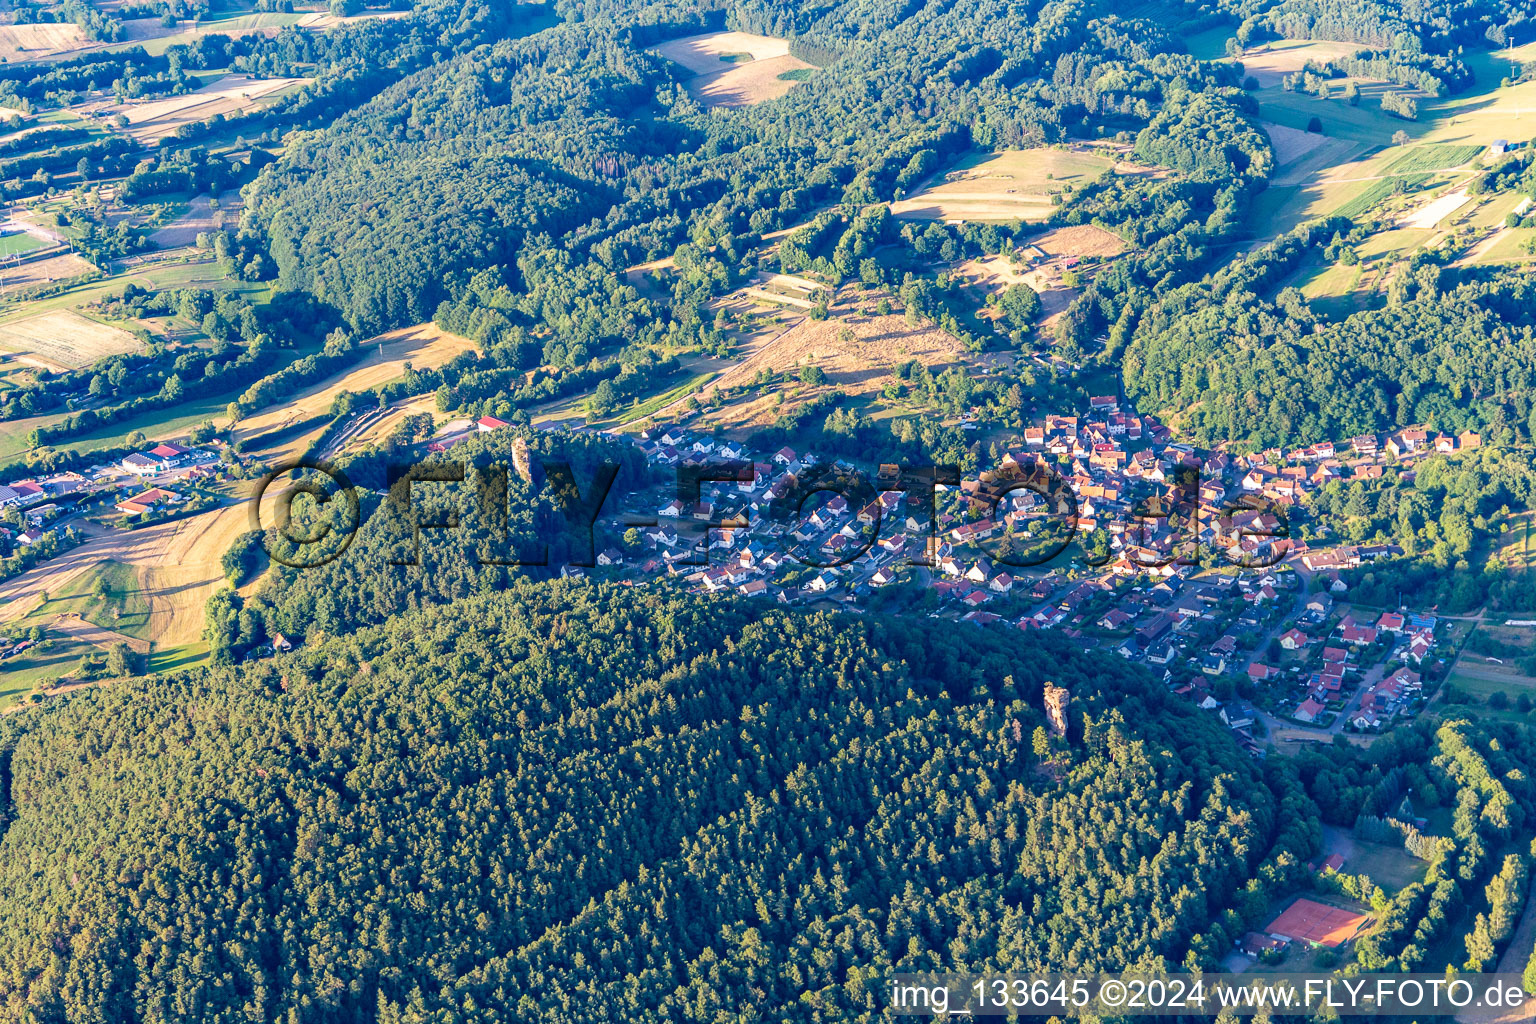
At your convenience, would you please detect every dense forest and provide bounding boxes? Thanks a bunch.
[0,581,1295,1021]
[5,0,1536,1018]
[1124,226,1536,448]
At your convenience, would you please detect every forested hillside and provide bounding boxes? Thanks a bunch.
[1126,235,1536,447]
[0,583,1289,1021]
[245,0,1261,350]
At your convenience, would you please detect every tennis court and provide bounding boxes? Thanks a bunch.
[1266,897,1371,947]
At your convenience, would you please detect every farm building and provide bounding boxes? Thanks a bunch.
[117,488,182,516]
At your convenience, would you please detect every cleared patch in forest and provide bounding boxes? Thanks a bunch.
[648,32,814,108]
[1231,40,1365,88]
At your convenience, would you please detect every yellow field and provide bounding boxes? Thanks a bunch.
[650,31,795,75]
[0,309,141,370]
[233,323,475,449]
[890,148,1118,222]
[648,31,813,108]
[0,23,90,62]
[1029,223,1128,257]
[109,74,308,142]
[0,251,92,291]
[1230,40,1363,88]
[687,299,970,434]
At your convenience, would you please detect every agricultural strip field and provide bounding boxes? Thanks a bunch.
[0,23,90,63]
[890,147,1116,222]
[1380,144,1483,174]
[0,495,257,666]
[0,309,141,370]
[1332,175,1431,220]
[108,74,309,143]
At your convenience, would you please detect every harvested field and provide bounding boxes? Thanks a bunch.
[47,613,151,656]
[1262,121,1329,165]
[890,147,1116,223]
[109,74,307,142]
[141,500,255,645]
[689,55,814,107]
[149,190,243,248]
[1400,188,1470,229]
[0,248,93,291]
[1028,223,1128,258]
[650,31,794,74]
[0,23,90,63]
[1234,40,1362,88]
[648,32,812,108]
[233,323,475,448]
[0,498,256,651]
[0,309,141,370]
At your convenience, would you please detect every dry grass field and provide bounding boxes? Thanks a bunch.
[1029,223,1128,257]
[1232,40,1363,87]
[648,31,813,108]
[689,303,969,433]
[48,614,152,656]
[890,148,1117,222]
[650,31,794,74]
[0,23,91,62]
[0,494,262,652]
[109,74,307,142]
[233,323,475,448]
[1263,120,1330,166]
[689,56,812,107]
[0,309,141,370]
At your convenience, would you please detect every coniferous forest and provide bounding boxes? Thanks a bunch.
[0,581,1290,1021]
